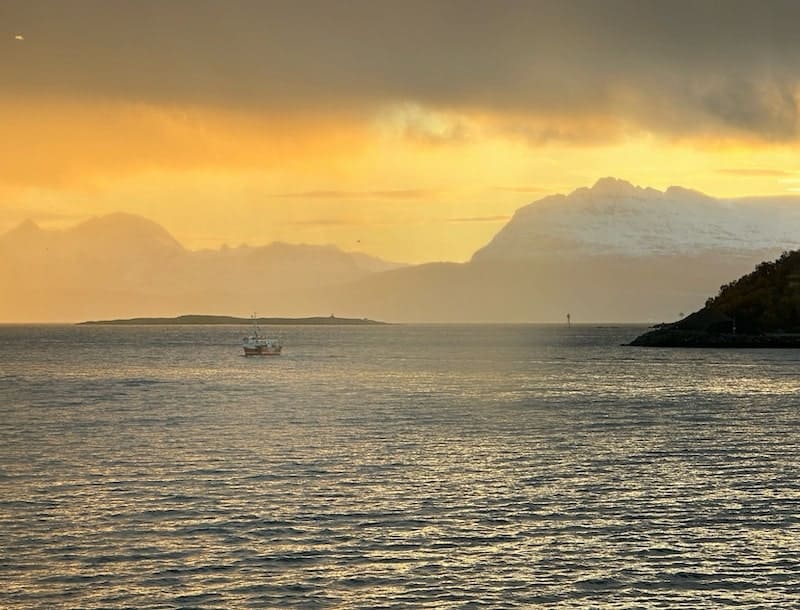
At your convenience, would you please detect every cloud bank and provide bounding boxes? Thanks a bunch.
[3,0,799,141]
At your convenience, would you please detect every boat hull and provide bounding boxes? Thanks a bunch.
[243,346,282,356]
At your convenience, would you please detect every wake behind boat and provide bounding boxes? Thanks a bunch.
[243,316,282,356]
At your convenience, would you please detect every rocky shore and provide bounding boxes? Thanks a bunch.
[629,327,800,348]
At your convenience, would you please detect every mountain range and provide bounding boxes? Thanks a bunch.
[0,213,401,322]
[3,178,800,322]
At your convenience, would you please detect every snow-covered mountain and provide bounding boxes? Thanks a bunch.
[330,179,800,322]
[473,177,800,261]
[5,180,800,322]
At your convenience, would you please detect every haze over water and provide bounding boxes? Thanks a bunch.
[2,324,799,607]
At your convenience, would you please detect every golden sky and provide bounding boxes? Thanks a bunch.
[2,1,799,262]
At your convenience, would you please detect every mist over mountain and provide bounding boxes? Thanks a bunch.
[329,179,800,322]
[3,180,800,322]
[0,213,402,322]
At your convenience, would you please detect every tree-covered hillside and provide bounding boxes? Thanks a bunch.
[702,250,800,334]
[631,250,800,346]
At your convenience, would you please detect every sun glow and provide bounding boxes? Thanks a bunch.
[1,97,799,263]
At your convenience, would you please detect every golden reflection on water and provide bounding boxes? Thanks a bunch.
[2,325,800,607]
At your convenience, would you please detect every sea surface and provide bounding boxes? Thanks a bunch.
[1,324,800,608]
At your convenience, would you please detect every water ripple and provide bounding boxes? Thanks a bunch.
[1,324,799,607]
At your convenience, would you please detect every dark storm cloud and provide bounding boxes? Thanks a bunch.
[3,0,800,139]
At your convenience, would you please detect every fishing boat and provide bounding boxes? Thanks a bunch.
[243,316,282,356]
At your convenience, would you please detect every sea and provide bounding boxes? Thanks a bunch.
[1,323,799,608]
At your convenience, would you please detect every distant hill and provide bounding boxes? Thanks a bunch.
[630,250,800,346]
[326,254,768,323]
[0,214,403,322]
[6,179,800,323]
[326,179,800,322]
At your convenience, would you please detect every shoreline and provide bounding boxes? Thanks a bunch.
[628,328,800,348]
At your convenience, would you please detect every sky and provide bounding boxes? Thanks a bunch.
[2,0,800,263]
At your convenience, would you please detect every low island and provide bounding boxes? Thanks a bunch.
[630,249,800,348]
[80,314,386,326]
